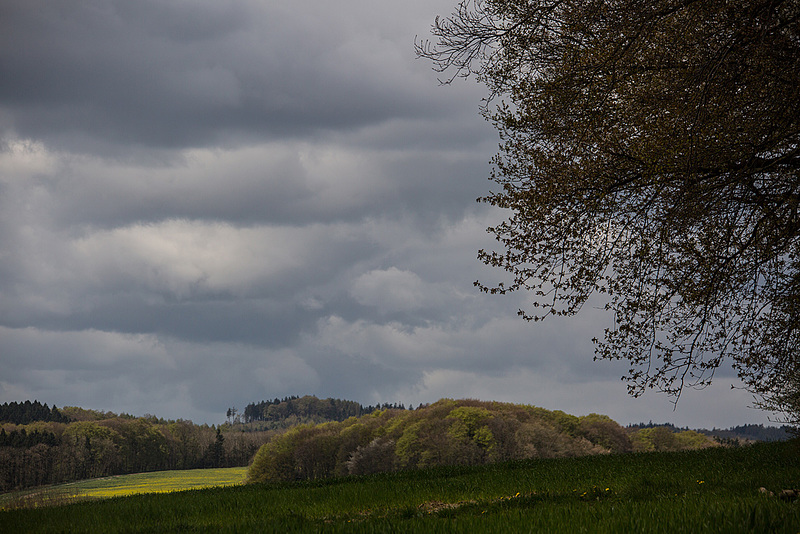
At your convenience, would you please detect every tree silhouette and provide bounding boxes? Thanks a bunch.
[418,0,800,414]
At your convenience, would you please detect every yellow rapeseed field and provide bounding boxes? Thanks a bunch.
[72,467,248,499]
[0,467,248,508]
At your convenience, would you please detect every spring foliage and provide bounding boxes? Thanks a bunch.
[0,406,268,492]
[247,399,716,483]
[418,0,800,413]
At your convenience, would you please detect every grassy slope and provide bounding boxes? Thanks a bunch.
[1,441,798,533]
[0,467,247,509]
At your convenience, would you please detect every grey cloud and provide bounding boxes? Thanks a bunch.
[1,131,492,233]
[0,0,464,153]
[0,0,779,429]
[351,267,453,314]
[0,218,383,345]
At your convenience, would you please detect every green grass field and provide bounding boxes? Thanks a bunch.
[1,441,798,533]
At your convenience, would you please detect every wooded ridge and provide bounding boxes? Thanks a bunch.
[1,397,786,493]
[0,403,270,492]
[247,398,718,483]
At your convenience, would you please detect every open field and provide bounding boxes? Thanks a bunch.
[0,467,247,510]
[1,441,799,533]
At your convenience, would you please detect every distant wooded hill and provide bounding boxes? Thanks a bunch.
[233,396,793,444]
[0,403,272,493]
[233,395,405,429]
[1,396,791,493]
[627,421,792,443]
[703,424,792,442]
[246,398,719,483]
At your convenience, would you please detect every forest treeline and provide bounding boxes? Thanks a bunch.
[0,396,407,492]
[0,403,272,492]
[247,399,717,483]
[704,424,792,442]
[627,421,793,443]
[0,401,69,425]
[236,396,405,429]
[1,397,781,493]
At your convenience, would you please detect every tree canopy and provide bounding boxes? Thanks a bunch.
[418,0,800,417]
[247,399,648,483]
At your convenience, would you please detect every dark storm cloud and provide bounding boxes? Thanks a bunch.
[12,135,493,231]
[0,0,453,152]
[0,0,779,428]
[0,213,383,342]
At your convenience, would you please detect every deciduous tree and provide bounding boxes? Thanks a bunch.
[418,0,800,414]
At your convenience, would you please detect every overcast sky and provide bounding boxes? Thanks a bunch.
[0,0,778,428]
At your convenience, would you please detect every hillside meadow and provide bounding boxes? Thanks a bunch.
[1,440,798,533]
[0,402,271,493]
[0,467,247,510]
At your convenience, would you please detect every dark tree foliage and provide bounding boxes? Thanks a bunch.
[204,428,226,468]
[0,401,68,424]
[0,428,59,448]
[709,423,792,441]
[0,405,269,492]
[242,395,406,425]
[418,0,800,412]
[755,363,800,426]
